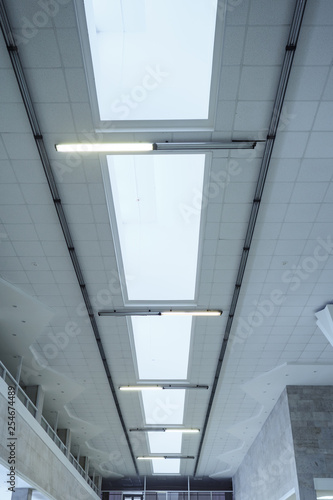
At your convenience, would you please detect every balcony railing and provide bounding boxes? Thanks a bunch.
[0,361,100,496]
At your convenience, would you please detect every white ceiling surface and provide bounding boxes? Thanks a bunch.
[0,0,332,483]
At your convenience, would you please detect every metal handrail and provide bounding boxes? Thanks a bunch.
[0,361,99,495]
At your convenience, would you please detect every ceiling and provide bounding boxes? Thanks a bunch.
[0,0,333,491]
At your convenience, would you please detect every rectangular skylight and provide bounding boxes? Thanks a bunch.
[107,154,205,301]
[148,432,182,454]
[142,390,185,425]
[132,316,192,380]
[83,0,218,120]
[152,458,180,474]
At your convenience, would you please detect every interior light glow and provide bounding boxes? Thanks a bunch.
[119,385,163,391]
[161,310,222,317]
[55,143,153,153]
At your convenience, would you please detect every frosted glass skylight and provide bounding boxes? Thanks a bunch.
[84,0,217,121]
[107,154,205,301]
[132,316,192,379]
[142,390,185,425]
[152,458,180,474]
[148,432,182,454]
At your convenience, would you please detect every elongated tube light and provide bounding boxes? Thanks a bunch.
[55,143,154,153]
[99,309,222,317]
[55,142,257,153]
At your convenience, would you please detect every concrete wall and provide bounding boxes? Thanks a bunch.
[0,377,99,500]
[287,386,333,500]
[233,388,298,500]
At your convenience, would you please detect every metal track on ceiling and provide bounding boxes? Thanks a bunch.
[193,0,308,477]
[0,0,139,477]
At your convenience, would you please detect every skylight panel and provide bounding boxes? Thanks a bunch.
[152,458,180,474]
[148,432,182,454]
[132,316,192,380]
[142,390,185,425]
[84,0,218,120]
[107,154,205,301]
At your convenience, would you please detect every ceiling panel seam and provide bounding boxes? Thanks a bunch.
[0,0,139,477]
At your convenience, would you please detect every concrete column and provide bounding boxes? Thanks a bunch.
[96,475,102,491]
[11,488,33,500]
[53,411,59,432]
[57,429,71,458]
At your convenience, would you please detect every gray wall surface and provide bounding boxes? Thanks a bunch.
[233,388,298,500]
[287,385,333,500]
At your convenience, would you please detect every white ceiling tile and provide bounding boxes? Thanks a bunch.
[5,223,39,241]
[258,203,288,223]
[294,26,333,66]
[12,241,44,257]
[0,136,8,159]
[234,101,272,132]
[215,101,236,131]
[284,203,320,223]
[313,102,333,131]
[0,205,32,223]
[20,29,62,68]
[261,182,294,204]
[20,184,53,205]
[56,29,84,68]
[291,182,328,203]
[303,0,333,25]
[221,26,246,66]
[11,160,45,183]
[35,103,75,133]
[0,69,22,102]
[218,66,241,101]
[281,101,319,132]
[286,65,330,101]
[248,0,294,25]
[279,222,312,240]
[65,68,90,102]
[25,68,69,102]
[272,132,309,158]
[243,26,290,65]
[2,133,40,160]
[239,66,281,101]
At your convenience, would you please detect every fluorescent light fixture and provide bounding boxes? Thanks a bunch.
[120,385,208,391]
[155,141,257,151]
[99,309,222,317]
[161,310,222,317]
[119,385,163,391]
[165,429,199,433]
[137,456,194,460]
[55,143,153,153]
[56,142,257,153]
[130,428,200,433]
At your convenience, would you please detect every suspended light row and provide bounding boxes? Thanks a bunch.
[119,385,208,391]
[55,142,257,153]
[99,309,222,317]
